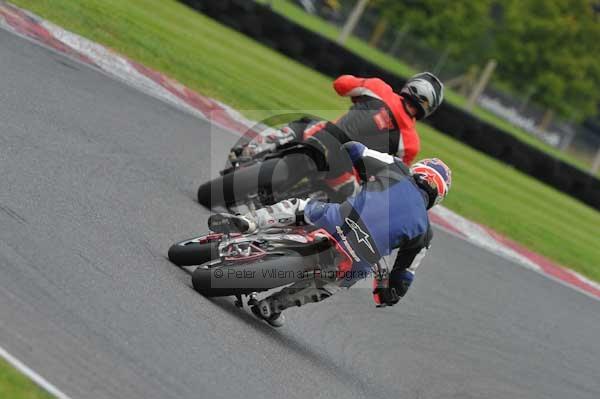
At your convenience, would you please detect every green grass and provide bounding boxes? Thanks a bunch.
[256,0,598,175]
[0,357,53,399]
[10,0,600,282]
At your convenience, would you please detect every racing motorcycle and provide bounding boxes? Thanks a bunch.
[168,225,344,317]
[168,224,391,325]
[176,117,395,325]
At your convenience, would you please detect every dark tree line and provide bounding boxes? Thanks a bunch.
[373,0,600,121]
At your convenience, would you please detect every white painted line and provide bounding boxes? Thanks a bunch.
[0,345,73,399]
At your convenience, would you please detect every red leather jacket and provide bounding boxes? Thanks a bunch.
[332,75,420,165]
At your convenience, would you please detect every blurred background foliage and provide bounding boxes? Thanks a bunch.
[375,0,600,122]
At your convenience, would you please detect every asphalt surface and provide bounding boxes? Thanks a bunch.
[1,28,599,399]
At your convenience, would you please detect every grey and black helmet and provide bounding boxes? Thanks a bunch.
[400,72,444,120]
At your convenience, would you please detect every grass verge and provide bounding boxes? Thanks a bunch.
[10,0,600,281]
[256,0,598,175]
[0,357,53,399]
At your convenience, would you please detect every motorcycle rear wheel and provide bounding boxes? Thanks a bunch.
[197,153,318,209]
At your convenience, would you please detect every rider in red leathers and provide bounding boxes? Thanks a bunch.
[247,72,444,197]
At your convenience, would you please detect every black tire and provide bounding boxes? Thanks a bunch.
[168,241,218,266]
[192,252,307,297]
[197,153,317,209]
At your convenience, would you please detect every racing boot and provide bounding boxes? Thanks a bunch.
[208,199,308,234]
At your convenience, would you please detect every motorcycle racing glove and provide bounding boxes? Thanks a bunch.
[372,269,414,307]
[373,286,401,306]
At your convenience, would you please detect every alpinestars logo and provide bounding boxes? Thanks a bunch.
[345,218,375,254]
[335,226,361,262]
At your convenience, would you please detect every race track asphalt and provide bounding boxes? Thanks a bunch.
[1,28,599,399]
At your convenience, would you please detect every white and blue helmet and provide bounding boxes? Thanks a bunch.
[400,72,444,120]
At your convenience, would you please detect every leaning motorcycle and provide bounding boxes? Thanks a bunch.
[168,225,345,315]
[168,223,392,325]
[197,116,339,214]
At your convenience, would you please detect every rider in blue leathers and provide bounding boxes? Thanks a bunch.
[209,142,452,326]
